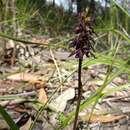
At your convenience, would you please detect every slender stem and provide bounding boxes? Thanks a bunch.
[73,58,83,130]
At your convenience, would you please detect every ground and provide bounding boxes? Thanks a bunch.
[0,36,130,130]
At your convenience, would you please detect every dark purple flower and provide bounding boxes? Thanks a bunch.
[69,12,95,59]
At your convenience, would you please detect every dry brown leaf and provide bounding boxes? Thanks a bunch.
[31,37,52,45]
[38,88,48,104]
[0,120,10,130]
[80,114,127,123]
[20,118,32,130]
[7,73,47,85]
[7,72,39,82]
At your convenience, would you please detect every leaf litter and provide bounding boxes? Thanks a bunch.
[0,41,130,130]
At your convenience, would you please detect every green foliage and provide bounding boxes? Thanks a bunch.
[0,0,76,35]
[57,52,130,129]
[0,0,3,11]
[96,0,130,33]
[0,105,19,130]
[36,4,76,35]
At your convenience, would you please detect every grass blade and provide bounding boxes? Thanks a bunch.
[0,105,19,130]
[112,0,130,18]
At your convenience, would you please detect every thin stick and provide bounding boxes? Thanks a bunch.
[73,58,83,130]
[50,49,63,92]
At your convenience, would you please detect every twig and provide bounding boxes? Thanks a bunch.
[50,49,63,92]
[103,95,130,102]
[0,32,50,46]
[0,98,35,107]
[0,91,37,100]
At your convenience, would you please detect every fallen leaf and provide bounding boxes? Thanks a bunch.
[20,118,32,130]
[31,37,53,45]
[80,113,127,123]
[7,72,39,82]
[38,88,48,104]
[6,40,15,49]
[7,73,47,86]
[49,88,75,112]
[0,120,10,130]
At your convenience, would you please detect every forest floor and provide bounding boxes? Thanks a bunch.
[0,35,130,130]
